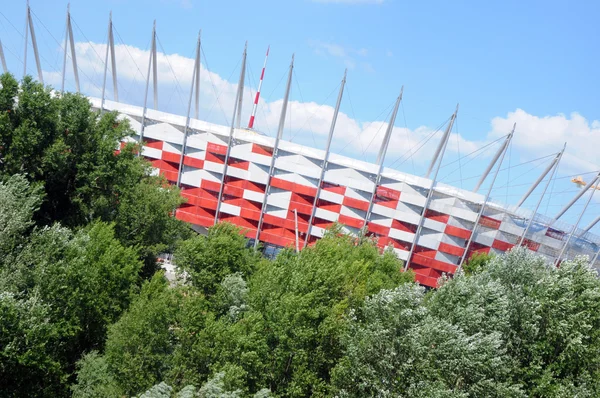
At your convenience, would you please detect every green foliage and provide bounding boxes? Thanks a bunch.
[175,223,259,297]
[0,174,43,257]
[333,248,600,397]
[0,72,191,272]
[71,351,123,398]
[0,292,64,397]
[462,251,494,276]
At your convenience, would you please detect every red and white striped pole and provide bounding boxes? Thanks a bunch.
[248,45,269,129]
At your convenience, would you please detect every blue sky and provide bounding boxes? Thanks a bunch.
[1,0,600,234]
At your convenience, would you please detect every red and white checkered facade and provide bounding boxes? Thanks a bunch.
[93,98,600,288]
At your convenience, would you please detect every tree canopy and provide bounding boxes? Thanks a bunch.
[2,73,600,398]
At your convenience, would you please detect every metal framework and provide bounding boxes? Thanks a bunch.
[235,42,247,129]
[458,124,514,269]
[139,20,158,147]
[364,88,403,227]
[554,170,600,222]
[425,110,454,178]
[214,43,248,223]
[176,31,201,188]
[0,39,7,73]
[23,0,43,84]
[254,54,294,248]
[61,3,80,94]
[517,145,565,208]
[405,105,459,270]
[518,144,565,245]
[101,11,118,111]
[555,177,598,266]
[473,132,512,192]
[304,69,347,247]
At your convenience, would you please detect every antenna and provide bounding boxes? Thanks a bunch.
[248,45,270,129]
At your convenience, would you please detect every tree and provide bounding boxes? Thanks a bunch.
[462,252,494,276]
[0,174,43,258]
[0,73,191,274]
[174,223,260,298]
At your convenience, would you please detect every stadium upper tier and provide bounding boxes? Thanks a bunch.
[91,97,600,288]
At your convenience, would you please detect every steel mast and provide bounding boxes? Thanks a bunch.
[254,54,294,248]
[248,46,270,129]
[304,69,347,247]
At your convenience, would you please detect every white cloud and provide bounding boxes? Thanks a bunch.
[50,41,599,182]
[489,109,600,174]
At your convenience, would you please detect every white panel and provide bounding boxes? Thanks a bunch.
[267,190,292,210]
[203,161,225,174]
[315,208,339,222]
[388,228,416,243]
[220,203,241,217]
[423,218,446,233]
[163,142,182,155]
[243,190,264,203]
[416,234,440,250]
[400,192,427,207]
[226,166,250,180]
[144,122,184,145]
[340,205,366,220]
[230,143,254,158]
[319,190,344,204]
[394,209,421,225]
[371,204,396,219]
[393,248,410,261]
[274,172,318,189]
[142,146,162,159]
[247,163,269,184]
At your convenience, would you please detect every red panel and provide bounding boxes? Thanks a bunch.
[145,139,164,150]
[392,219,417,233]
[291,192,314,206]
[492,239,514,252]
[201,179,222,193]
[207,142,228,155]
[322,182,346,195]
[313,217,334,229]
[290,202,313,216]
[159,170,178,182]
[226,178,265,193]
[479,215,501,230]
[445,225,471,239]
[413,272,439,288]
[425,209,450,224]
[376,186,401,200]
[342,196,370,212]
[228,158,250,170]
[205,152,225,164]
[162,151,181,164]
[318,199,342,213]
[183,156,204,169]
[522,238,540,252]
[223,184,244,197]
[270,177,295,191]
[411,253,457,274]
[367,222,390,236]
[414,246,437,258]
[338,214,365,229]
[374,197,399,209]
[240,207,261,221]
[438,242,464,257]
[176,209,213,227]
[251,143,273,156]
[293,184,317,197]
[259,232,294,248]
